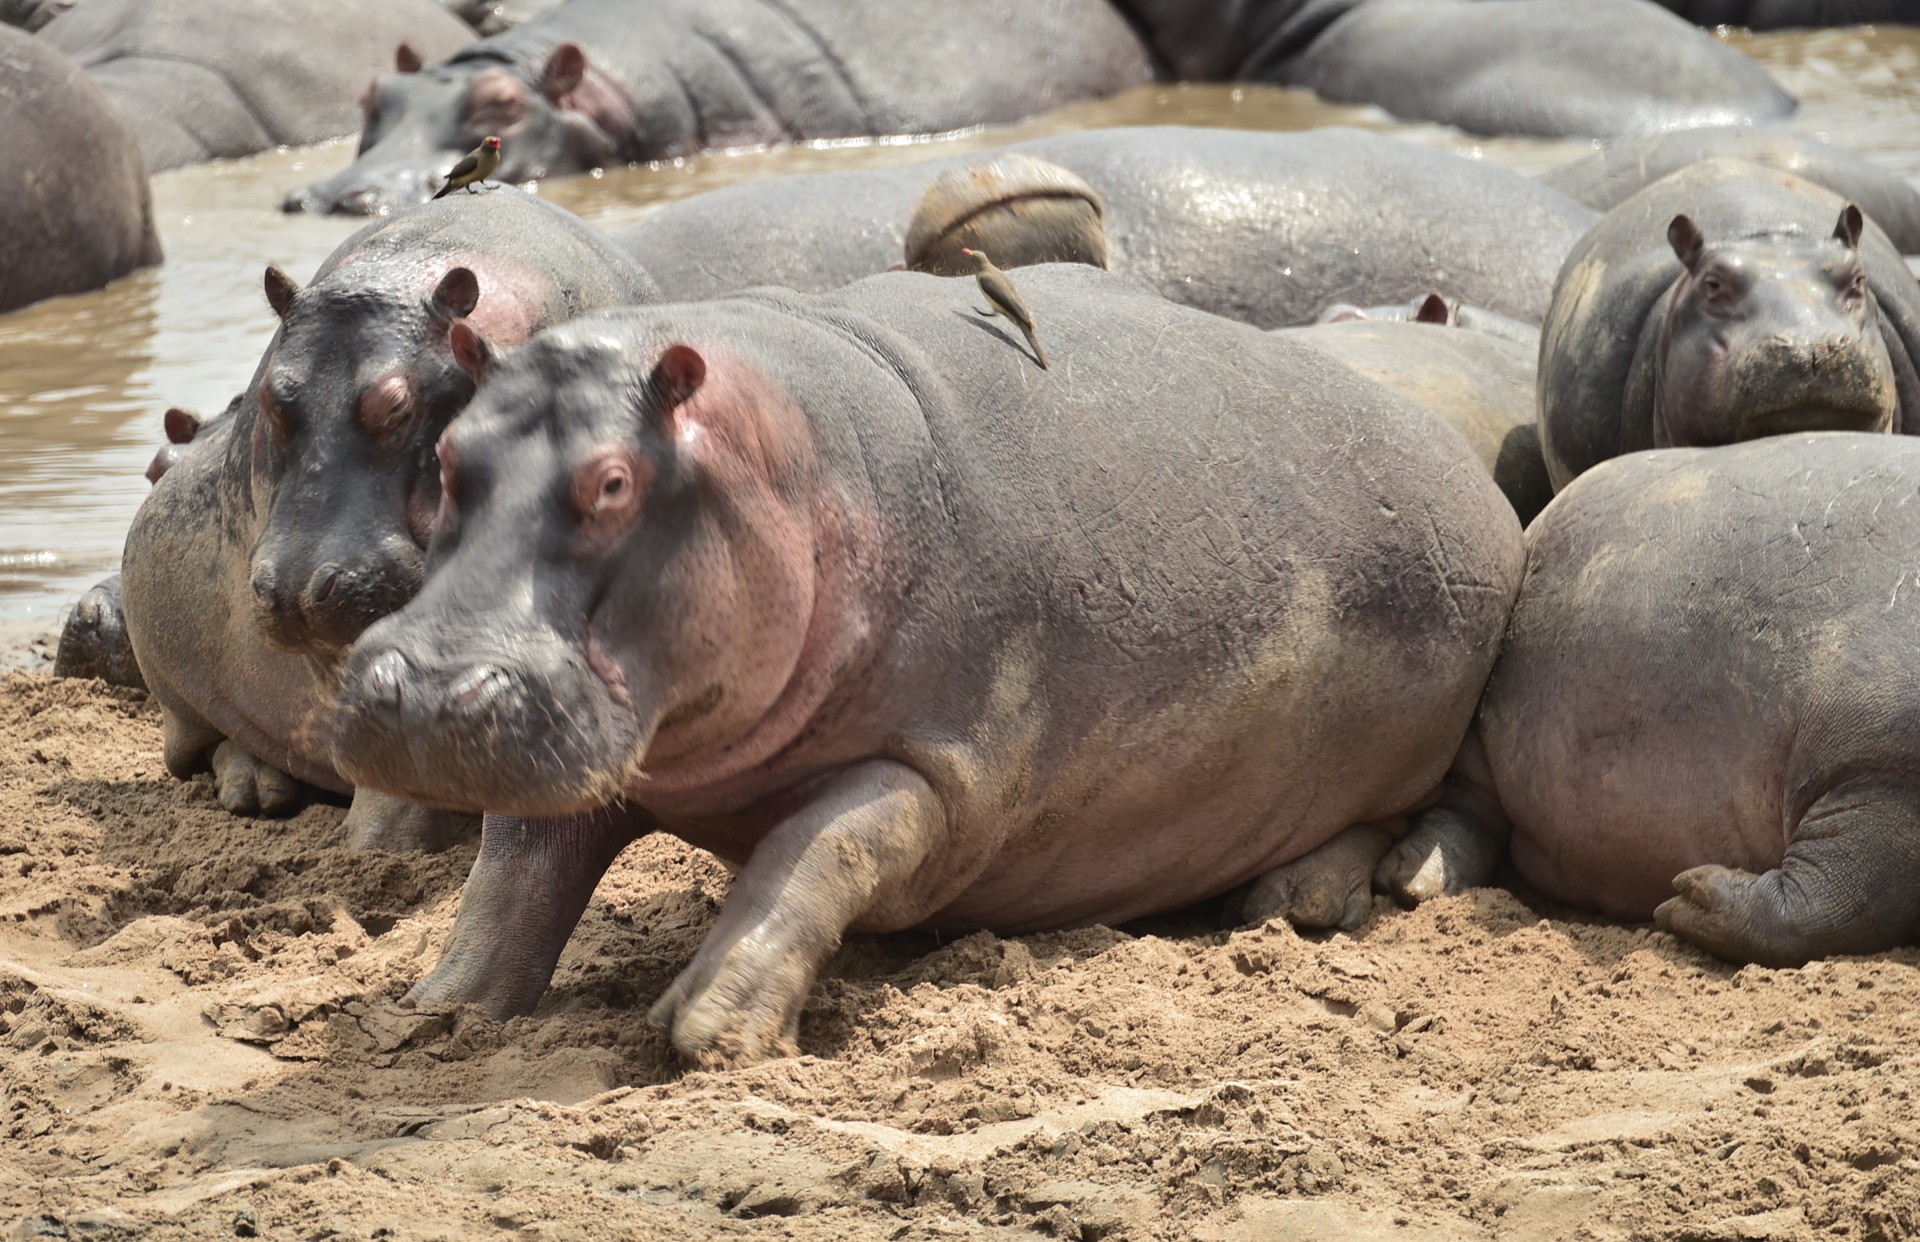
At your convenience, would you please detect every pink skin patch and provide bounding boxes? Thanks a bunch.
[357,369,417,441]
[466,70,528,134]
[585,625,632,709]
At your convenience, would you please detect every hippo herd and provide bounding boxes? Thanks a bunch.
[14,0,1920,1066]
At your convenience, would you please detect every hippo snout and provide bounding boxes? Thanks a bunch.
[249,545,425,653]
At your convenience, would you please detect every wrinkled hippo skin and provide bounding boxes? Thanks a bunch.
[53,576,146,691]
[1539,159,1920,489]
[1478,433,1920,966]
[328,264,1524,1060]
[39,0,473,172]
[1113,0,1792,139]
[0,26,160,314]
[616,126,1598,328]
[1281,320,1551,524]
[1542,128,1920,254]
[284,0,1153,215]
[122,192,655,846]
[1652,0,1920,28]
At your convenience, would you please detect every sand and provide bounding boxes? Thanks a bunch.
[1,670,1916,1241]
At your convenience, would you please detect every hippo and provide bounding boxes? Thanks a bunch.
[616,126,1599,328]
[1112,0,1792,139]
[121,192,658,848]
[37,0,473,172]
[1313,291,1542,347]
[0,0,68,30]
[1651,0,1920,28]
[1538,159,1920,490]
[1466,433,1920,966]
[1279,315,1552,524]
[448,0,566,35]
[0,26,160,315]
[1541,128,1920,254]
[52,576,145,691]
[282,0,1154,215]
[325,263,1525,1061]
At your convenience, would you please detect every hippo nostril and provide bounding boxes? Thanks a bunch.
[364,649,409,710]
[449,664,510,715]
[312,567,342,604]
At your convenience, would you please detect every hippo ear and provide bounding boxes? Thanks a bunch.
[645,344,706,419]
[395,41,423,74]
[1834,203,1865,250]
[540,42,587,103]
[162,407,202,445]
[429,266,481,322]
[264,265,300,319]
[449,319,496,386]
[1667,214,1706,275]
[1414,292,1452,326]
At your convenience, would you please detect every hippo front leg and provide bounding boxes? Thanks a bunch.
[650,760,950,1068]
[1655,777,1920,967]
[407,805,650,1019]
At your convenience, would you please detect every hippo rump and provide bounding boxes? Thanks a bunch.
[0,26,160,314]
[37,0,474,173]
[1472,433,1920,966]
[616,127,1600,328]
[326,264,1526,1061]
[1279,315,1552,524]
[121,192,657,848]
[283,0,1154,215]
[1112,0,1792,139]
[1651,0,1920,28]
[1538,159,1920,490]
[1541,128,1920,254]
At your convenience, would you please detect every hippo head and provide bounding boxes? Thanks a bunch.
[283,42,620,216]
[905,154,1109,277]
[333,322,821,816]
[243,262,495,654]
[1656,205,1897,448]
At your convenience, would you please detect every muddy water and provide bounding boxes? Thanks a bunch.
[0,27,1916,664]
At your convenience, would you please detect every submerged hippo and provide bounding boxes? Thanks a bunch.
[1280,315,1551,524]
[1538,159,1920,489]
[1313,291,1542,347]
[283,0,1153,215]
[617,126,1598,327]
[1117,0,1792,139]
[38,0,474,172]
[327,264,1524,1061]
[1541,128,1920,254]
[122,192,657,847]
[1472,433,1920,965]
[0,26,160,315]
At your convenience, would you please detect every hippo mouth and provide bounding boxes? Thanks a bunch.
[329,626,650,817]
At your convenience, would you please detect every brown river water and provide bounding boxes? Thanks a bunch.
[1,27,1916,666]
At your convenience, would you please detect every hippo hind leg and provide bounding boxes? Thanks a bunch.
[1374,727,1511,905]
[1235,822,1397,932]
[211,740,308,817]
[1655,776,1920,967]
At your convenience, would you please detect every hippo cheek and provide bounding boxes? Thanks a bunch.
[331,626,647,816]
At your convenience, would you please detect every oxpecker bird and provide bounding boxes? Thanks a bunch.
[961,247,1048,369]
[432,136,502,199]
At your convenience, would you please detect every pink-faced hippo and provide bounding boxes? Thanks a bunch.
[1538,159,1920,490]
[1468,433,1920,966]
[121,192,658,848]
[325,263,1525,1063]
[0,25,160,315]
[282,0,1154,215]
[37,0,474,172]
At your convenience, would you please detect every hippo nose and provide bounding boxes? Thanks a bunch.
[362,648,410,711]
[309,564,343,605]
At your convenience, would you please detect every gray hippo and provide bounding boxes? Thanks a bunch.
[1538,159,1920,490]
[1651,0,1920,27]
[0,0,67,30]
[121,192,657,847]
[1280,315,1551,524]
[1114,0,1792,139]
[617,127,1599,328]
[1542,128,1920,254]
[1471,433,1920,966]
[0,25,160,314]
[38,0,474,173]
[325,263,1525,1062]
[282,0,1153,215]
[1313,291,1542,347]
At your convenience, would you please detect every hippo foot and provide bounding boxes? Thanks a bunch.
[649,932,808,1069]
[1655,865,1815,969]
[53,576,146,691]
[1374,806,1504,905]
[1239,824,1394,931]
[211,740,307,817]
[342,787,478,852]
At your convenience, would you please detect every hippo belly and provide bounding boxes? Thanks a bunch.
[1481,433,1920,962]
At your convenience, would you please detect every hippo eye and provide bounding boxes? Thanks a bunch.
[1700,274,1725,299]
[1845,271,1868,301]
[572,446,649,538]
[257,381,295,440]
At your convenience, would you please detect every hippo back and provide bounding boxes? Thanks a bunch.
[1538,158,1920,489]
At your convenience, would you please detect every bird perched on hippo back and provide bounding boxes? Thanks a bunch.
[960,249,1048,369]
[1537,158,1920,490]
[433,136,502,198]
